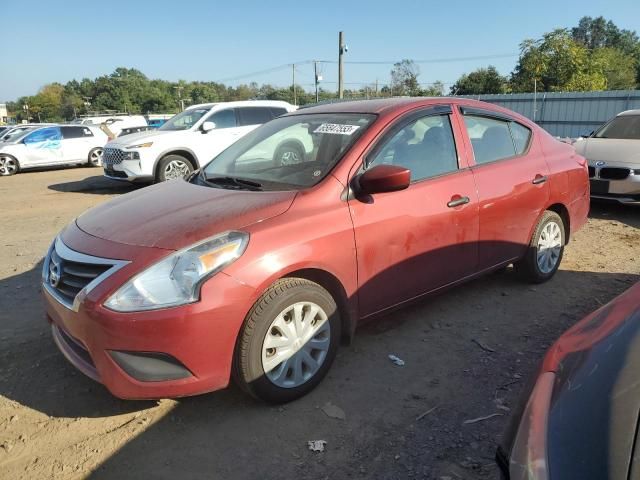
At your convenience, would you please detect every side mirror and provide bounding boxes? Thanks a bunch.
[201,121,216,133]
[355,164,411,195]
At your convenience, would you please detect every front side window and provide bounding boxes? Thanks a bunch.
[464,116,516,164]
[24,127,62,145]
[159,108,211,131]
[207,109,237,129]
[594,115,640,140]
[201,113,375,190]
[237,107,274,126]
[367,114,459,182]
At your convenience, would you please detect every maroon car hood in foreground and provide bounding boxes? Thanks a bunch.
[76,180,296,250]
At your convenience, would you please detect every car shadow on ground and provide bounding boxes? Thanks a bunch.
[1,247,638,478]
[47,173,142,196]
[589,200,640,229]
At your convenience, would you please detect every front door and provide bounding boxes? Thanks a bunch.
[22,127,63,166]
[193,108,243,167]
[348,109,479,318]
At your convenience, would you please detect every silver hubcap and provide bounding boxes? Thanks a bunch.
[0,156,17,175]
[261,301,330,388]
[537,221,562,273]
[164,160,191,180]
[280,149,301,165]
[90,149,103,166]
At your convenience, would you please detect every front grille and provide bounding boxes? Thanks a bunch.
[103,147,125,165]
[588,166,595,178]
[48,248,111,305]
[43,238,128,310]
[599,167,630,180]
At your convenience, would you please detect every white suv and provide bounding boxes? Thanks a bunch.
[102,101,297,183]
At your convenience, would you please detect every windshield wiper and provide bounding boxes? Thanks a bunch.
[204,175,263,191]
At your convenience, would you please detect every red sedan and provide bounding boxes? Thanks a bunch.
[42,98,589,402]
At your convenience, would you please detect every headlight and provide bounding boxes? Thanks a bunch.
[104,231,248,312]
[122,151,139,160]
[126,142,153,149]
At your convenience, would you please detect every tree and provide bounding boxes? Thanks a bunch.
[390,59,421,96]
[450,66,506,95]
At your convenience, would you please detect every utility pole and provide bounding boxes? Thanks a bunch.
[533,77,537,122]
[375,78,378,97]
[173,85,184,111]
[292,63,297,105]
[338,31,345,99]
[314,61,319,102]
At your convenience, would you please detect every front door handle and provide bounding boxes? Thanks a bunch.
[532,175,547,185]
[447,195,470,208]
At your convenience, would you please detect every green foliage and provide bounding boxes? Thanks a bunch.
[450,66,507,95]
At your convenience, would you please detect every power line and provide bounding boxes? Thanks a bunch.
[321,53,519,65]
[214,60,314,83]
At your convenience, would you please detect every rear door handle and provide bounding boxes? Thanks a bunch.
[447,196,470,208]
[532,175,547,185]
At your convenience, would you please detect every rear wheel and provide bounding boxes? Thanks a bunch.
[233,278,340,403]
[156,154,193,182]
[515,210,565,283]
[0,154,19,176]
[87,147,103,167]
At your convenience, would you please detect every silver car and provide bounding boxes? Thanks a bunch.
[574,109,640,205]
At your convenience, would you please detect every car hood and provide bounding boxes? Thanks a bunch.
[576,138,640,165]
[75,180,296,250]
[106,129,185,148]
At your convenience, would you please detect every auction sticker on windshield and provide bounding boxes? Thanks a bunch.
[314,123,361,135]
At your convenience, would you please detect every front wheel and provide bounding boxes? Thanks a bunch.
[515,210,565,283]
[0,154,19,176]
[87,147,103,167]
[274,143,305,166]
[156,155,193,182]
[233,278,340,403]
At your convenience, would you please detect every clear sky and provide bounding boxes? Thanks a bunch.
[1,0,639,101]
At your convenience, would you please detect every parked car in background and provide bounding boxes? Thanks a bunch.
[0,125,108,176]
[72,114,148,138]
[574,109,640,205]
[497,281,640,480]
[101,100,297,183]
[43,98,589,403]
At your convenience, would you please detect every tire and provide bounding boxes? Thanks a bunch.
[87,147,103,167]
[233,278,340,403]
[156,154,194,182]
[274,142,305,166]
[514,210,565,283]
[0,154,19,176]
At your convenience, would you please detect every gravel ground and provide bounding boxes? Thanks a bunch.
[0,166,638,480]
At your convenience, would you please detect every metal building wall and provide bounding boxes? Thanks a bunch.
[461,90,640,138]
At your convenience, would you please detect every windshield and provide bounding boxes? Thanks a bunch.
[159,108,211,131]
[1,127,34,142]
[200,113,376,190]
[594,115,640,140]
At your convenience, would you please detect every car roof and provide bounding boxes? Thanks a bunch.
[186,100,293,111]
[618,109,640,117]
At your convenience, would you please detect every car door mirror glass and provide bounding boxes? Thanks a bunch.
[356,164,411,195]
[201,121,216,133]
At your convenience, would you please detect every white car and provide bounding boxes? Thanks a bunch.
[73,115,148,138]
[102,100,297,183]
[0,125,108,176]
[574,109,640,205]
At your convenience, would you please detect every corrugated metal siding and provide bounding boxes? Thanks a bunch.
[460,90,640,137]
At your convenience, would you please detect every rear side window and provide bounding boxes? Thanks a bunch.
[237,107,274,126]
[464,116,516,164]
[510,122,531,154]
[61,126,94,139]
[367,114,459,182]
[207,109,237,129]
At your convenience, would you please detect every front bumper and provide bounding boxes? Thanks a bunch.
[103,149,155,183]
[589,166,640,205]
[43,229,256,399]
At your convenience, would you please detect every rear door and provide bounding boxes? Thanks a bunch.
[22,127,63,165]
[458,106,549,269]
[348,106,479,317]
[61,126,95,162]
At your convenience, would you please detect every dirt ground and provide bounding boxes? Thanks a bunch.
[0,166,638,480]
